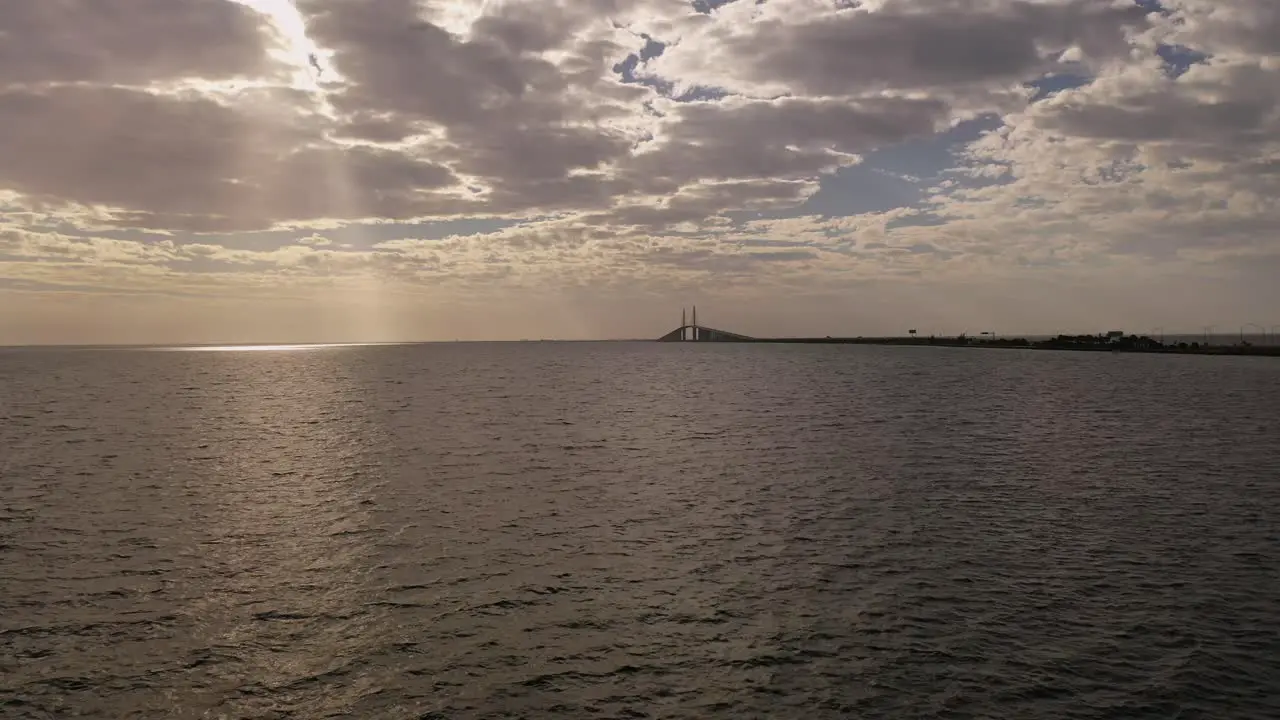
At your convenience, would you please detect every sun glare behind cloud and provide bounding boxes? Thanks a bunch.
[234,0,334,90]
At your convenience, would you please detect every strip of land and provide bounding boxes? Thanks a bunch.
[746,334,1280,357]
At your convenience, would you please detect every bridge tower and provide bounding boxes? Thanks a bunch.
[656,307,754,342]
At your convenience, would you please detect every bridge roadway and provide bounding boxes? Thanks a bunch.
[656,326,934,344]
[657,324,755,342]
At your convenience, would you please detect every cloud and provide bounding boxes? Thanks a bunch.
[2,0,1280,343]
[646,0,1150,97]
[1,227,178,266]
[929,22,1280,265]
[1029,60,1280,155]
[1162,0,1280,58]
[0,85,465,232]
[0,0,278,86]
[630,95,951,181]
[0,0,1149,233]
[297,0,657,213]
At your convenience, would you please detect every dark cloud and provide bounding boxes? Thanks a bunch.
[1042,92,1271,145]
[710,0,1149,94]
[299,0,648,211]
[333,113,419,143]
[450,125,632,183]
[1032,61,1280,160]
[301,0,640,126]
[0,0,277,86]
[0,85,462,232]
[470,2,582,55]
[303,0,537,126]
[0,87,268,218]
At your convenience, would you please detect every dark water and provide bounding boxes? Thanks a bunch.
[2,343,1278,719]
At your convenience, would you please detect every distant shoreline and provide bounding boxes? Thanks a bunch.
[740,336,1280,357]
[2,337,1277,357]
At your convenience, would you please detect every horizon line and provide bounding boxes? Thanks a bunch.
[0,330,1270,351]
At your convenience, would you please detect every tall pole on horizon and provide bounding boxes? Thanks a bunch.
[1241,323,1266,345]
[682,308,687,341]
[693,306,698,342]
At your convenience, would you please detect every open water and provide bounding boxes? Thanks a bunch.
[2,342,1278,719]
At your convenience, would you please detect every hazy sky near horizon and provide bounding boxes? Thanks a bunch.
[2,0,1278,344]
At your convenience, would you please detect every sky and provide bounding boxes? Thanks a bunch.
[1,0,1278,344]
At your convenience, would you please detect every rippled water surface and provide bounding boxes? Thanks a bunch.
[3,342,1279,719]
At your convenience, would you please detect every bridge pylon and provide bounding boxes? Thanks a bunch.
[656,307,755,342]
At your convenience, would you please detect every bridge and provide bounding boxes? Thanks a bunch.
[657,307,756,342]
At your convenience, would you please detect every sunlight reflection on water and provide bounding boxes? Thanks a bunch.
[153,343,399,352]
